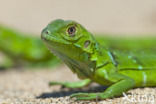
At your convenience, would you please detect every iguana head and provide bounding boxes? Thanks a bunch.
[41,19,98,78]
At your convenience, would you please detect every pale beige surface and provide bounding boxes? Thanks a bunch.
[0,0,156,35]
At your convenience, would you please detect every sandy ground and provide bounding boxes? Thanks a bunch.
[0,65,155,104]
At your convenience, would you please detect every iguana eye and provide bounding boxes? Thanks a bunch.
[67,26,76,37]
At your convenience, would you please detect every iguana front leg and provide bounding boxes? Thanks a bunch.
[71,71,135,100]
[49,79,91,88]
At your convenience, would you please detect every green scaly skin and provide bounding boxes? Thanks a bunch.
[41,19,156,100]
[0,25,60,69]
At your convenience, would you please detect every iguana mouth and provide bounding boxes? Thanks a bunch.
[41,31,69,45]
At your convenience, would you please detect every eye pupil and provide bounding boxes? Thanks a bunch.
[68,26,76,37]
[70,28,74,32]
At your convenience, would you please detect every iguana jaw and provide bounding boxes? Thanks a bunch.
[42,32,95,78]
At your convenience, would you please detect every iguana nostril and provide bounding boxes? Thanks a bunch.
[45,31,49,34]
[41,29,49,40]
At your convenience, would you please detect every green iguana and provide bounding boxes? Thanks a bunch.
[41,19,156,100]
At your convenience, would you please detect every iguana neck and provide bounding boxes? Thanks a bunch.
[91,42,115,70]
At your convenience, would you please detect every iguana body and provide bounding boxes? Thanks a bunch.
[41,19,156,100]
[0,25,59,69]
